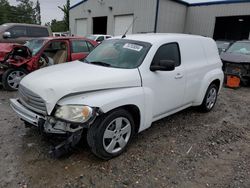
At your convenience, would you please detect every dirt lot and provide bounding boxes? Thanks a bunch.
[0,86,250,188]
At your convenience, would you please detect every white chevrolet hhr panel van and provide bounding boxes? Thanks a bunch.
[10,34,224,159]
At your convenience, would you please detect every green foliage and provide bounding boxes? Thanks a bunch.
[58,0,70,30]
[45,19,67,32]
[35,0,41,25]
[0,0,13,24]
[0,0,41,25]
[45,0,69,32]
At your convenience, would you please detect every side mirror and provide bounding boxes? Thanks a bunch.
[3,32,11,39]
[150,60,175,72]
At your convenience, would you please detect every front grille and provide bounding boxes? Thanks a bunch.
[18,85,47,115]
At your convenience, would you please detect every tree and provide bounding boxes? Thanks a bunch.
[35,0,41,25]
[0,0,12,24]
[45,19,66,32]
[58,0,70,31]
[0,0,38,25]
[16,0,36,24]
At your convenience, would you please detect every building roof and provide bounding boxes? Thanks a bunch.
[70,0,87,10]
[70,0,250,10]
[190,0,250,6]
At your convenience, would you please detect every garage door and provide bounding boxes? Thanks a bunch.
[214,16,250,40]
[114,15,134,36]
[75,19,87,36]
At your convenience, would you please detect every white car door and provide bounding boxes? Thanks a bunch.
[142,42,186,119]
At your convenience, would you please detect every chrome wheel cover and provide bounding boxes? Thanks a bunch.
[7,70,26,89]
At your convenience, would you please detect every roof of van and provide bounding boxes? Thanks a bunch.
[113,33,209,44]
[0,23,49,28]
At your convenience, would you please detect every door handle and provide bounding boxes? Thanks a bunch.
[175,73,183,79]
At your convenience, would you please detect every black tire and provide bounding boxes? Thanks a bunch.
[2,68,28,91]
[199,83,218,112]
[87,109,135,160]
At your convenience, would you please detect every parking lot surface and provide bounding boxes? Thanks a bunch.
[0,87,250,188]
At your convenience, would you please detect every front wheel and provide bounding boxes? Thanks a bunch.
[87,109,135,160]
[199,84,218,112]
[2,68,27,91]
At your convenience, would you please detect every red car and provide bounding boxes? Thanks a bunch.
[0,37,97,91]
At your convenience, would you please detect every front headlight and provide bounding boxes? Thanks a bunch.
[55,105,93,123]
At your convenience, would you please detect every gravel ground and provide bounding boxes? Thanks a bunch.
[0,86,249,188]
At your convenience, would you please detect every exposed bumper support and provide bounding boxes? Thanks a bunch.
[49,130,83,158]
[10,98,85,158]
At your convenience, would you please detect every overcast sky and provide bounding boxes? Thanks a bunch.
[8,0,227,24]
[8,0,79,24]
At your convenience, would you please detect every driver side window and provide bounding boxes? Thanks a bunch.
[152,43,181,67]
[7,26,27,38]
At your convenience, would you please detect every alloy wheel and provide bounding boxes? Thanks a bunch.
[103,117,131,154]
[7,70,26,90]
[206,87,217,110]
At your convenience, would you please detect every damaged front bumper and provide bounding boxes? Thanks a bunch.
[10,98,88,157]
[10,98,86,134]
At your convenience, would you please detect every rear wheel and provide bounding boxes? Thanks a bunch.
[199,84,218,112]
[2,68,27,91]
[87,109,135,160]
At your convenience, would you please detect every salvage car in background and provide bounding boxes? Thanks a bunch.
[86,34,112,43]
[0,23,52,44]
[221,40,250,85]
[10,34,223,159]
[0,37,97,90]
[216,40,233,54]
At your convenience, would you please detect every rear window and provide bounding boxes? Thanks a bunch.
[71,40,89,53]
[27,27,49,37]
[87,42,95,52]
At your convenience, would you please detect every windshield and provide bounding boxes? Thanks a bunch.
[226,42,250,55]
[24,39,46,56]
[216,41,230,49]
[86,35,97,40]
[84,39,151,69]
[0,24,8,32]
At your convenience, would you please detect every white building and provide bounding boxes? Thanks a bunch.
[69,0,250,40]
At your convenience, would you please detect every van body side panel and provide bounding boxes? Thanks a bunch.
[179,37,209,105]
[193,38,224,105]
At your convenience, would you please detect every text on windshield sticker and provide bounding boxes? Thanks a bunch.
[123,43,143,52]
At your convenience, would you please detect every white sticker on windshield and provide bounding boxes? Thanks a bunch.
[123,43,143,52]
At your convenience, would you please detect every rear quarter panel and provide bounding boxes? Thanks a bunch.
[194,38,224,105]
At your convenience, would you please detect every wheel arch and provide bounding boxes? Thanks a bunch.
[210,79,221,90]
[194,69,224,106]
[103,104,141,134]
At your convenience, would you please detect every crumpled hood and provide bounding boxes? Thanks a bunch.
[20,61,141,114]
[0,43,20,61]
[221,52,250,64]
[0,43,31,62]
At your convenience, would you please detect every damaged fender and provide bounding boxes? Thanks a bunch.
[57,87,153,132]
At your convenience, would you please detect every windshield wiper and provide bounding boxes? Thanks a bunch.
[89,61,111,67]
